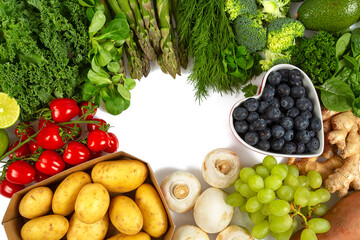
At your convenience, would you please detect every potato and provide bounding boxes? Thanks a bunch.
[109,196,143,235]
[75,183,110,224]
[21,214,69,240]
[135,183,168,237]
[91,160,148,193]
[52,171,92,216]
[67,212,109,240]
[19,186,53,219]
[107,232,151,240]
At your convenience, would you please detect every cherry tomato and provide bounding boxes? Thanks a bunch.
[63,141,90,165]
[49,98,80,123]
[87,118,107,131]
[6,161,36,185]
[28,140,39,154]
[87,130,110,152]
[0,179,25,198]
[90,151,102,159]
[8,141,31,160]
[79,101,97,120]
[34,169,50,182]
[15,122,35,141]
[38,118,54,130]
[36,125,67,150]
[105,133,119,153]
[65,123,82,140]
[36,150,66,176]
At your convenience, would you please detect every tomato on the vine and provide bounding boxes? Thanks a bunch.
[28,140,40,154]
[34,169,50,182]
[87,130,110,152]
[65,123,82,140]
[6,161,36,185]
[87,118,107,131]
[63,141,90,165]
[8,141,31,159]
[0,179,25,198]
[36,150,65,175]
[49,98,80,123]
[79,101,97,120]
[105,133,119,153]
[38,118,54,130]
[15,122,35,141]
[90,151,102,160]
[36,125,67,150]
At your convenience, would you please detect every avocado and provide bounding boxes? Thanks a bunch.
[298,0,360,32]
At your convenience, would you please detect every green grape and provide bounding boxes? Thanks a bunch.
[257,188,276,204]
[315,188,331,203]
[263,155,277,171]
[239,201,247,212]
[276,185,294,202]
[271,164,288,180]
[307,218,330,233]
[264,175,283,191]
[239,183,257,198]
[308,191,320,206]
[269,200,290,216]
[313,203,328,216]
[288,165,300,178]
[246,196,263,213]
[269,214,293,233]
[256,165,270,179]
[249,210,267,224]
[284,174,299,190]
[301,229,317,240]
[298,175,310,187]
[291,218,298,233]
[252,220,270,239]
[234,178,243,192]
[294,187,310,207]
[252,163,262,170]
[248,175,265,192]
[240,167,256,183]
[272,228,292,240]
[261,204,271,216]
[307,170,322,189]
[226,192,245,207]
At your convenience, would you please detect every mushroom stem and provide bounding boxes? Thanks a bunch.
[216,160,231,175]
[173,184,189,199]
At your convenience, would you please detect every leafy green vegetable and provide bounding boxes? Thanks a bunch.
[336,33,351,58]
[242,83,258,97]
[352,97,360,116]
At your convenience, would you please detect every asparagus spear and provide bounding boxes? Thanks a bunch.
[125,31,145,80]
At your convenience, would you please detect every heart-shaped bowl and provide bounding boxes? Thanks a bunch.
[230,64,324,158]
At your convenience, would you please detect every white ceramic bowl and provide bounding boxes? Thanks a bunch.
[230,64,324,158]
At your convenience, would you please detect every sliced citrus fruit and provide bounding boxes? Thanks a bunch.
[0,129,9,157]
[0,92,20,128]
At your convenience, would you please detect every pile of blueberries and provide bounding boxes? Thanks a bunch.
[233,68,321,154]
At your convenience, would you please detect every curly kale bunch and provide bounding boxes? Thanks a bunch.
[291,31,337,85]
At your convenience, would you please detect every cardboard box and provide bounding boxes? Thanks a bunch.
[2,151,175,240]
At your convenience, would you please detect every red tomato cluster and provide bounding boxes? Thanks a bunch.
[0,99,119,198]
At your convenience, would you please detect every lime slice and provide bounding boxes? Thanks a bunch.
[0,92,20,128]
[0,129,9,157]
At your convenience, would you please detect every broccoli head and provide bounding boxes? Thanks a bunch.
[225,0,258,21]
[233,15,267,53]
[259,49,291,70]
[267,17,305,53]
[257,0,291,22]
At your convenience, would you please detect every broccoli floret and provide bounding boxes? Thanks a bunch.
[259,49,291,70]
[225,0,258,21]
[267,17,305,53]
[233,15,267,53]
[257,0,291,22]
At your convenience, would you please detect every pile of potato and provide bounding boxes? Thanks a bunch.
[18,160,169,240]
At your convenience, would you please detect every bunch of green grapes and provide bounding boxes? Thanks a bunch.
[226,156,331,240]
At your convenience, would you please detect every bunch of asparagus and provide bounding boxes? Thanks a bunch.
[107,0,182,79]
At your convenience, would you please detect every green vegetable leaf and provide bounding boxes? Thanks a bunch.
[352,97,360,117]
[94,93,101,107]
[87,69,112,85]
[236,57,247,69]
[107,61,120,73]
[104,91,127,115]
[242,83,257,97]
[124,78,136,90]
[96,18,130,41]
[86,8,95,21]
[91,57,101,73]
[89,10,106,34]
[351,28,360,57]
[82,83,98,101]
[336,33,351,58]
[343,55,359,69]
[78,0,96,7]
[94,42,112,67]
[117,84,131,100]
[100,88,111,100]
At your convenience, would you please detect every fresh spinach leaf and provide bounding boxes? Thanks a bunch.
[352,97,360,116]
[336,33,351,58]
[351,28,360,57]
[96,18,130,41]
[89,10,106,34]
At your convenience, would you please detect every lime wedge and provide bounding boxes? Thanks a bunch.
[0,92,20,129]
[0,129,9,157]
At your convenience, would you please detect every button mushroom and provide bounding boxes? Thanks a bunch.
[172,225,209,240]
[202,148,241,188]
[216,225,254,240]
[160,171,201,213]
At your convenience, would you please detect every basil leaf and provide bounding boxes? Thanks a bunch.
[89,10,106,34]
[96,18,130,41]
[88,69,112,85]
[124,78,136,90]
[336,33,351,58]
[117,84,131,100]
[82,83,98,101]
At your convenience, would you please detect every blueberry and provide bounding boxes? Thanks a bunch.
[272,125,285,138]
[306,137,320,151]
[294,115,310,131]
[296,130,312,144]
[276,83,291,97]
[291,86,306,99]
[296,143,306,154]
[256,140,271,151]
[253,119,267,131]
[283,129,294,142]
[244,98,259,112]
[261,86,276,101]
[310,117,321,131]
[278,69,290,80]
[233,107,248,121]
[287,107,300,118]
[271,138,285,151]
[301,110,312,119]
[308,101,313,111]
[280,96,294,110]
[296,97,312,111]
[234,120,248,134]
[289,69,302,84]
[267,71,282,86]
[247,112,260,123]
[249,123,256,131]
[258,128,272,140]
[280,117,294,130]
[269,98,280,108]
[266,106,282,120]
[309,130,316,138]
[244,131,259,146]
[258,101,269,114]
[282,142,297,154]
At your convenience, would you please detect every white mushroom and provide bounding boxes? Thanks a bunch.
[202,148,241,188]
[216,225,254,240]
[160,171,201,213]
[193,187,234,234]
[172,225,209,240]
